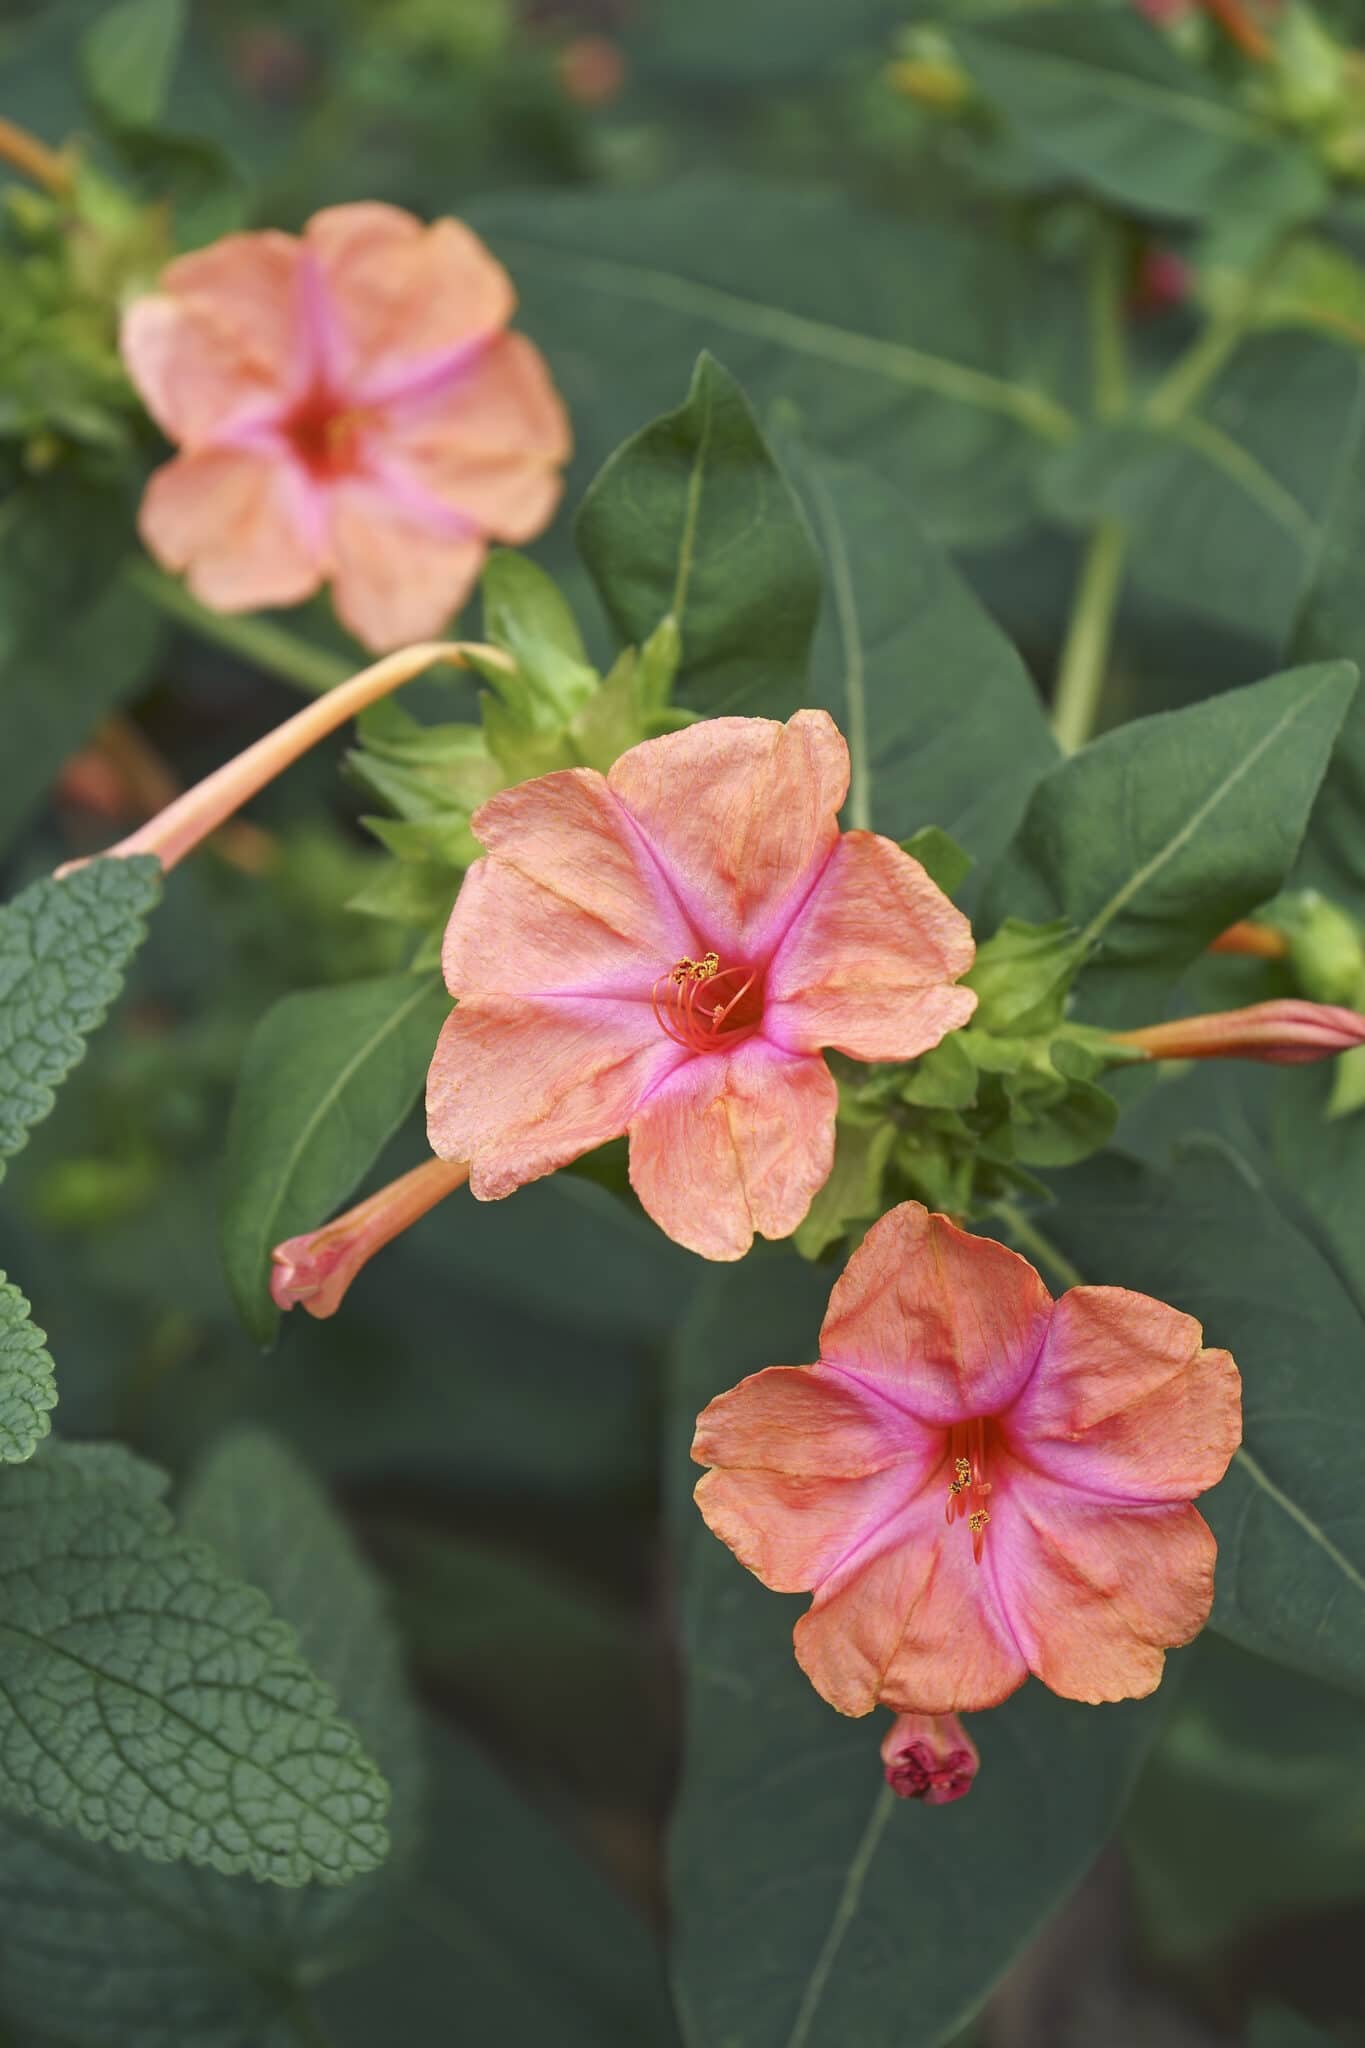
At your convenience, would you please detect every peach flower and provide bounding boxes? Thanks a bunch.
[693,1202,1241,1712]
[426,711,977,1260]
[122,204,569,651]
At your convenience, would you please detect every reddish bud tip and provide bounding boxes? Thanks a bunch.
[270,1156,469,1320]
[880,1712,980,1806]
[1115,1000,1365,1066]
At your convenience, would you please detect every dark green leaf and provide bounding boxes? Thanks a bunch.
[81,0,185,129]
[0,1278,56,1466]
[219,972,451,1345]
[627,0,904,82]
[670,1252,1172,2048]
[319,1724,679,2048]
[577,354,821,717]
[472,180,1083,550]
[954,8,1325,225]
[1249,2008,1340,2048]
[786,446,1058,873]
[1047,1141,1365,1699]
[0,1440,389,1882]
[981,664,1357,1020]
[0,857,162,1181]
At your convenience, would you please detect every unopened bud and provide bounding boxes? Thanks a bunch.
[271,1156,469,1319]
[880,1712,979,1806]
[1114,999,1365,1065]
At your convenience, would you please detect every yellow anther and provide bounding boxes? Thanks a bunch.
[968,1509,989,1535]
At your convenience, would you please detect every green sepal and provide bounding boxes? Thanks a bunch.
[964,916,1087,1035]
[899,824,974,900]
[1327,1040,1365,1118]
[902,1031,979,1109]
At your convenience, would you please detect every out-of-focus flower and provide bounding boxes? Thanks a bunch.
[1115,999,1365,1064]
[426,712,977,1260]
[880,1712,979,1805]
[693,1202,1240,1715]
[271,1156,470,1319]
[1207,919,1291,960]
[559,35,627,105]
[122,204,570,651]
[1130,246,1193,318]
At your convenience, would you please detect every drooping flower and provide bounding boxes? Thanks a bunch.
[1115,999,1365,1064]
[122,203,570,651]
[426,712,977,1260]
[271,1156,469,1319]
[693,1202,1241,1713]
[880,1712,979,1805]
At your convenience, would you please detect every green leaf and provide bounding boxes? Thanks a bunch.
[899,825,973,900]
[1047,1141,1365,1699]
[954,8,1325,225]
[481,548,589,669]
[319,1723,679,2048]
[785,446,1058,875]
[966,917,1086,1035]
[472,180,1083,550]
[0,1439,389,1882]
[626,0,903,82]
[0,1278,56,1466]
[0,857,162,1182]
[81,0,185,129]
[981,664,1357,1020]
[1249,2008,1340,2048]
[1127,1634,1365,1968]
[576,353,822,717]
[669,1252,1173,2048]
[219,972,451,1345]
[793,1116,895,1260]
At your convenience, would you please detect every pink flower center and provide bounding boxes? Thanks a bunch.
[651,951,765,1056]
[282,382,372,480]
[944,1415,994,1562]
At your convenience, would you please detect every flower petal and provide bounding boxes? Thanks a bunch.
[388,331,571,477]
[792,1472,1028,1717]
[993,1472,1217,1702]
[696,1464,928,1599]
[766,831,977,1058]
[1005,1287,1242,1503]
[138,448,322,614]
[326,482,485,650]
[448,771,697,998]
[121,231,301,444]
[628,1040,837,1261]
[607,711,848,958]
[693,1363,938,1480]
[817,1203,1054,1425]
[426,995,680,1200]
[305,204,515,401]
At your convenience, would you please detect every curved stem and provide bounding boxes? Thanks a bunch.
[0,115,72,193]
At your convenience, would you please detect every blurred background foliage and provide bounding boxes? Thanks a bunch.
[5,0,1365,2043]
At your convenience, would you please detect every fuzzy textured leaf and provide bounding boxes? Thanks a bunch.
[220,971,451,1345]
[0,857,161,1182]
[0,1278,56,1465]
[981,664,1356,1019]
[0,1440,389,1884]
[576,353,822,716]
[670,1252,1173,2048]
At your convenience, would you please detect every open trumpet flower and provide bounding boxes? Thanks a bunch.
[426,711,978,1260]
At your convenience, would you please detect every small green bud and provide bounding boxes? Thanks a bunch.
[1280,890,1365,1005]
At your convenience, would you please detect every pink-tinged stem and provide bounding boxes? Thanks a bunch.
[1115,1000,1365,1065]
[271,1155,470,1319]
[55,639,511,878]
[1207,919,1290,961]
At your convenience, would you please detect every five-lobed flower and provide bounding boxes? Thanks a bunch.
[425,709,979,1260]
[693,1201,1241,1715]
[122,202,569,652]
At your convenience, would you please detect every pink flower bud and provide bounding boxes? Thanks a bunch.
[880,1713,980,1805]
[271,1156,469,1319]
[1115,1000,1365,1065]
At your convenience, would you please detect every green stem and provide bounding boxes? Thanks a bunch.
[1144,242,1284,430]
[1090,221,1130,423]
[126,560,352,696]
[993,1202,1085,1293]
[1050,519,1128,756]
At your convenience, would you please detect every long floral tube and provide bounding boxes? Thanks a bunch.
[271,1155,470,1319]
[1207,919,1290,961]
[1114,1000,1365,1065]
[55,639,510,877]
